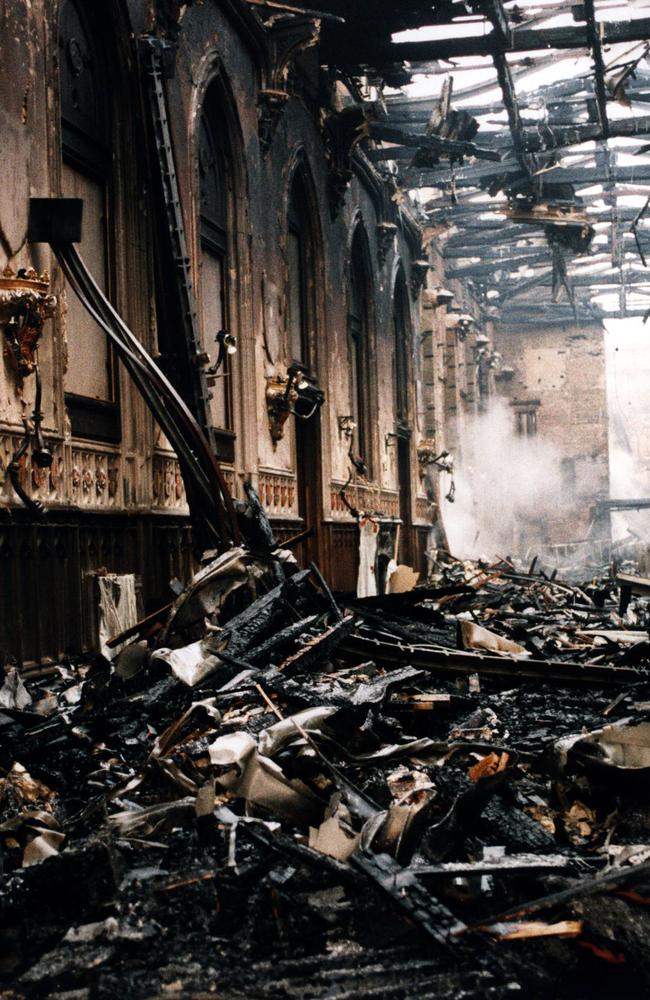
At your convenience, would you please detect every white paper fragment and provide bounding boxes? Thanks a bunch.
[208,731,322,825]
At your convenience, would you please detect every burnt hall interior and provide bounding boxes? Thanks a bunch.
[3,2,650,997]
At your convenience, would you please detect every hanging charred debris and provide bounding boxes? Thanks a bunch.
[4,495,650,999]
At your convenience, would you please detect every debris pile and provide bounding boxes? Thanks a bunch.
[3,534,650,998]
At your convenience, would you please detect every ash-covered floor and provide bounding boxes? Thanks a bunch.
[4,544,650,999]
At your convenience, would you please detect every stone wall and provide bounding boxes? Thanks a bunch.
[492,320,610,545]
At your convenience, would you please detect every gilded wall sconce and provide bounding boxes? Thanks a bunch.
[0,265,57,512]
[417,441,456,502]
[266,363,324,445]
[1,265,56,379]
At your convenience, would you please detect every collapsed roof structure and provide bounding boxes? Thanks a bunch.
[309,0,650,326]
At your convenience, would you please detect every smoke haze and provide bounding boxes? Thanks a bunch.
[440,399,570,562]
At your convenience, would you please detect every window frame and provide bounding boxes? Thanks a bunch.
[287,172,316,375]
[347,233,373,472]
[59,0,121,444]
[198,97,236,463]
[392,269,411,428]
[511,399,541,437]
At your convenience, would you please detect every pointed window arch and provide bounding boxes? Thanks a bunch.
[393,267,411,426]
[287,166,317,372]
[59,0,120,441]
[198,91,234,446]
[348,226,372,470]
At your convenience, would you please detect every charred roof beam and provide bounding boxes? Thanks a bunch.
[471,0,531,178]
[391,16,650,61]
[583,0,609,139]
[367,122,502,163]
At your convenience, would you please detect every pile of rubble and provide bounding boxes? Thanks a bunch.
[3,524,650,998]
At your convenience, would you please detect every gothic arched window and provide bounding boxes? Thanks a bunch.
[393,268,411,427]
[348,227,372,469]
[198,95,234,457]
[59,0,119,441]
[287,170,316,371]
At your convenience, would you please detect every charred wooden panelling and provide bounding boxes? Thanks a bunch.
[0,513,193,665]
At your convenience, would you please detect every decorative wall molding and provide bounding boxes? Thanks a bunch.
[0,430,126,511]
[70,447,121,509]
[410,259,430,299]
[415,496,434,523]
[258,15,321,152]
[376,222,397,267]
[152,451,188,513]
[258,469,297,517]
[323,107,369,218]
[0,432,65,507]
[329,481,399,518]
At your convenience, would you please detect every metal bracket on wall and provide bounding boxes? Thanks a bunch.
[138,35,216,451]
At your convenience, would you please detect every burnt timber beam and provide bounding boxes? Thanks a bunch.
[523,115,650,152]
[583,0,609,138]
[445,212,650,236]
[446,242,645,277]
[411,162,650,190]
[368,139,512,159]
[385,76,591,121]
[426,206,650,225]
[139,37,216,449]
[341,633,644,686]
[495,303,645,322]
[444,251,551,278]
[444,227,555,248]
[498,267,555,302]
[497,270,650,294]
[390,17,650,62]
[443,242,547,260]
[443,224,649,251]
[367,123,502,162]
[480,0,531,176]
[496,306,604,323]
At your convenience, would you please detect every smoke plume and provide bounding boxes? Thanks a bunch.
[440,399,571,562]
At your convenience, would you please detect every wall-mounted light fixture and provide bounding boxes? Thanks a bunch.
[0,264,57,512]
[417,441,456,501]
[206,329,237,386]
[337,414,356,441]
[266,362,324,446]
[1,265,56,379]
[417,441,453,477]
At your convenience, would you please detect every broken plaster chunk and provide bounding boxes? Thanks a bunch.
[208,730,323,826]
[23,827,66,867]
[151,640,225,687]
[0,666,32,711]
[388,565,420,593]
[460,620,529,656]
[258,706,339,757]
[309,795,360,861]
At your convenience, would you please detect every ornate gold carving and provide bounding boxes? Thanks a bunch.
[0,265,56,378]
